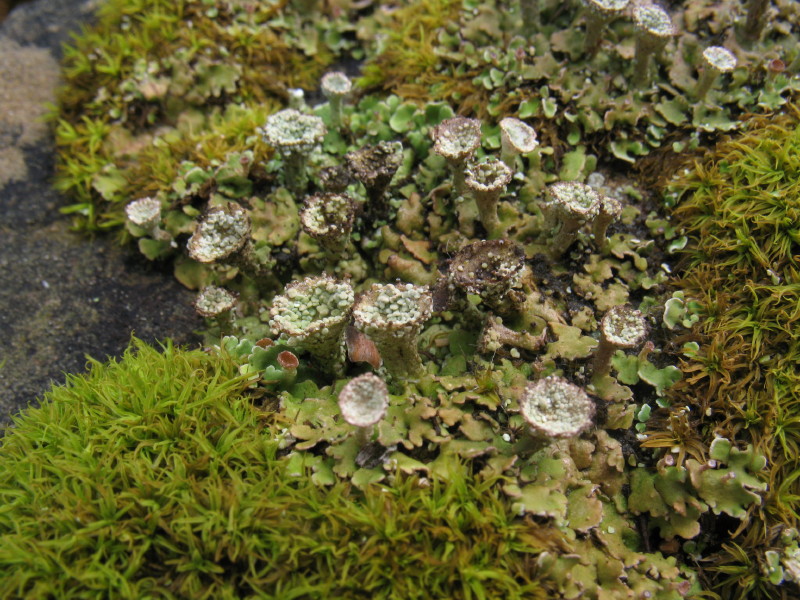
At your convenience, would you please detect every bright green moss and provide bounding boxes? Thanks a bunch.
[0,339,557,599]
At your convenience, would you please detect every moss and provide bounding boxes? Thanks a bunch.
[661,106,800,598]
[358,0,477,107]
[0,339,554,598]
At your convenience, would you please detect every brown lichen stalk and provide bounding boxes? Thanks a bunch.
[346,141,403,219]
[514,376,595,455]
[742,0,770,44]
[269,275,355,377]
[194,285,237,336]
[582,0,629,57]
[299,192,357,258]
[591,194,622,254]
[499,117,538,170]
[260,108,326,194]
[694,46,737,100]
[477,315,547,355]
[431,117,482,198]
[187,202,273,286]
[321,71,352,130]
[544,182,601,259]
[520,0,540,36]
[632,5,675,87]
[592,305,647,379]
[338,373,389,446]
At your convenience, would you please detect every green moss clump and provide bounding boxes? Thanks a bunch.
[0,339,558,599]
[657,106,800,598]
[359,0,469,103]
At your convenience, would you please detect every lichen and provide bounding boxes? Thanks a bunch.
[36,0,800,596]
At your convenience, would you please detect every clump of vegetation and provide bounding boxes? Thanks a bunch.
[52,0,353,229]
[36,0,800,596]
[0,339,559,598]
[362,0,800,166]
[659,107,800,599]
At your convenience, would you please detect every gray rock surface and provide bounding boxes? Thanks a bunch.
[0,0,203,428]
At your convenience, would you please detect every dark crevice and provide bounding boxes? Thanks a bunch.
[0,0,31,22]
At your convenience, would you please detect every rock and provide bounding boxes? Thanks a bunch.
[0,0,202,428]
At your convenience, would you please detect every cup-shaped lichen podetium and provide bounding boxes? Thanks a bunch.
[338,373,389,446]
[544,182,601,259]
[694,46,737,100]
[741,0,770,44]
[194,285,237,336]
[519,376,595,444]
[269,275,355,377]
[519,0,540,36]
[125,196,172,242]
[450,239,527,317]
[632,4,675,87]
[499,117,538,170]
[299,192,357,256]
[187,202,266,281]
[320,71,352,130]
[430,116,482,197]
[465,157,513,239]
[353,283,432,380]
[345,141,403,219]
[591,194,622,254]
[581,0,629,57]
[592,305,647,379]
[260,108,326,194]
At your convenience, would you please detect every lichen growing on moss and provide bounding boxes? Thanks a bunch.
[33,0,800,596]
